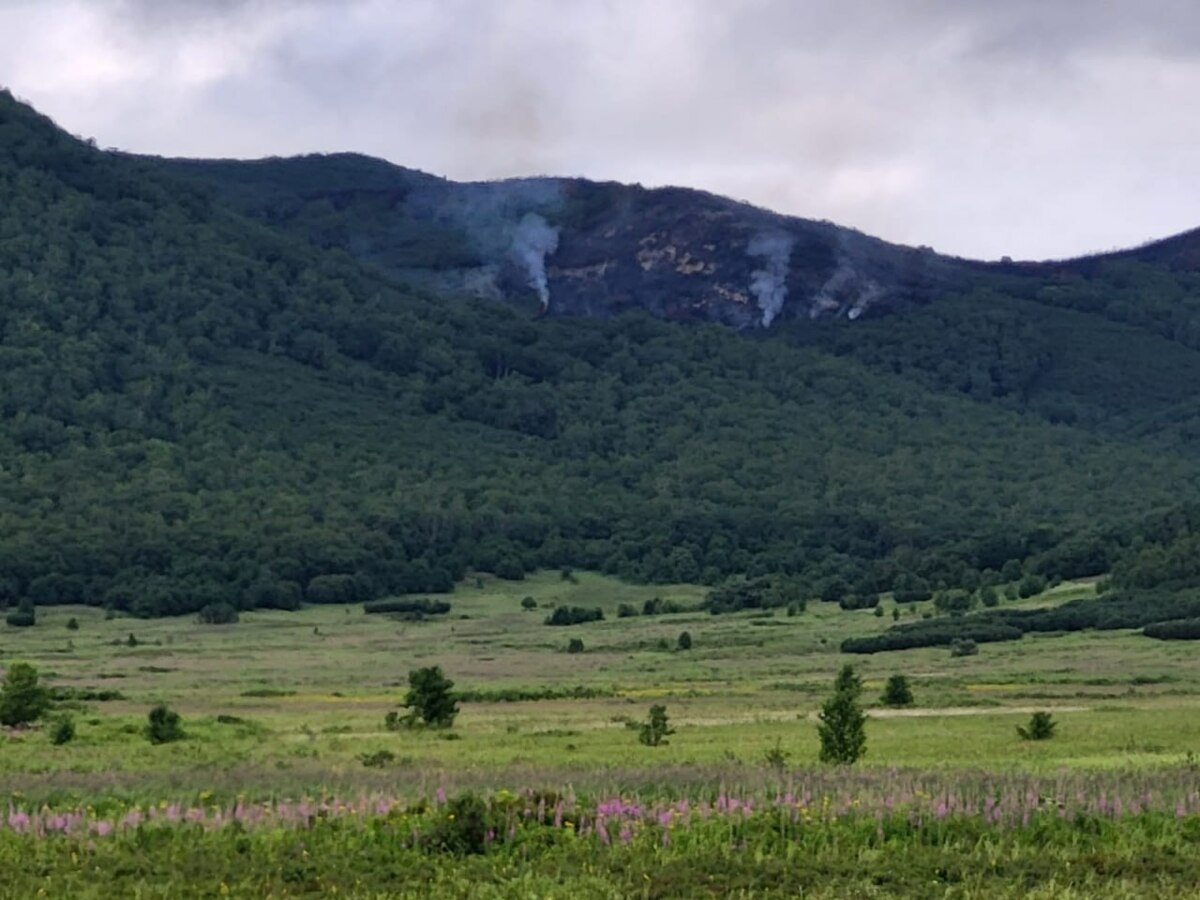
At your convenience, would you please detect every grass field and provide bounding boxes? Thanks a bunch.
[4,572,1200,896]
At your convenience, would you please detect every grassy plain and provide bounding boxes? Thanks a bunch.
[6,573,1200,897]
[3,572,1200,801]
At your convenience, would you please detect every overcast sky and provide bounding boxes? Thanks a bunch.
[2,0,1198,260]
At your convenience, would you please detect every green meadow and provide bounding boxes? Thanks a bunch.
[4,572,1200,797]
[6,573,1200,897]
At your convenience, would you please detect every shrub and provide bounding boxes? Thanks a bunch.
[146,704,184,744]
[0,663,50,726]
[197,602,239,624]
[1018,574,1048,599]
[397,666,458,728]
[638,704,674,746]
[880,674,914,707]
[566,638,584,654]
[544,606,603,626]
[1017,711,1057,741]
[423,792,491,855]
[66,617,79,631]
[364,598,451,616]
[616,603,638,618]
[763,737,791,770]
[357,749,396,768]
[950,638,979,657]
[873,605,884,618]
[817,664,866,765]
[892,589,932,604]
[49,715,75,745]
[1144,618,1200,640]
[520,596,537,611]
[677,631,692,650]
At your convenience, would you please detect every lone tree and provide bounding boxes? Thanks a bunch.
[638,704,674,747]
[881,674,914,708]
[146,704,185,744]
[817,664,867,765]
[0,662,50,726]
[399,666,458,728]
[677,631,692,650]
[1017,711,1057,741]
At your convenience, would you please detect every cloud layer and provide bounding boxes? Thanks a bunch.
[3,0,1198,259]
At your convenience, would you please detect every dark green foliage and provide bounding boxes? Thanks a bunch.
[842,621,1023,654]
[1018,574,1048,598]
[363,598,451,616]
[520,596,537,611]
[146,704,184,744]
[818,664,866,764]
[0,662,50,726]
[454,684,610,703]
[1017,711,1057,741]
[6,597,35,628]
[65,617,79,631]
[934,590,974,614]
[566,638,584,654]
[1143,618,1200,640]
[49,715,75,745]
[980,585,999,607]
[197,602,239,624]
[357,749,396,768]
[638,704,674,746]
[617,603,638,618]
[950,638,979,657]
[839,593,880,611]
[544,606,603,626]
[677,630,693,650]
[881,674,914,707]
[399,666,458,728]
[893,589,933,604]
[126,633,138,647]
[4,92,1200,619]
[423,793,491,855]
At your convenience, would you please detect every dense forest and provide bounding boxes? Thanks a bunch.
[3,90,1200,618]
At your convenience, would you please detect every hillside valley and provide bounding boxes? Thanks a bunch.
[3,90,1200,617]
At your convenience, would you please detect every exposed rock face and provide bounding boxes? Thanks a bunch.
[163,154,977,329]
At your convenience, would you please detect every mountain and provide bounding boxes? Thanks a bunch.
[2,89,1200,617]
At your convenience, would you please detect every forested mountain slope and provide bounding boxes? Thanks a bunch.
[2,90,1200,616]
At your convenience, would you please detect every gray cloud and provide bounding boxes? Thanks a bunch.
[2,0,1198,259]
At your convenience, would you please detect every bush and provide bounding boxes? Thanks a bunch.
[566,638,584,654]
[950,638,979,657]
[146,704,184,744]
[197,602,239,624]
[1017,711,1057,741]
[423,792,491,855]
[544,606,603,626]
[49,715,75,745]
[520,596,537,611]
[616,603,638,618]
[358,749,395,768]
[1018,573,1048,599]
[0,663,50,726]
[677,631,692,650]
[5,611,35,628]
[66,617,79,631]
[638,704,674,747]
[880,674,914,707]
[818,664,866,764]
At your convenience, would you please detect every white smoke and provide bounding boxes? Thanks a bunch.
[746,231,793,326]
[511,212,560,310]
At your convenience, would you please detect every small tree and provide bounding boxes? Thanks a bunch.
[566,637,584,654]
[520,596,537,611]
[50,715,75,745]
[817,664,866,765]
[881,674,914,708]
[400,666,458,728]
[638,704,674,746]
[1017,711,1057,741]
[146,704,184,744]
[66,617,79,631]
[0,662,50,726]
[677,631,692,650]
[949,638,978,657]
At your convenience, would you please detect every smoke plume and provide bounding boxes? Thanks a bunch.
[511,212,560,309]
[746,231,793,326]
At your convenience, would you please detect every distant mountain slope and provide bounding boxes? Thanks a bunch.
[2,90,1200,618]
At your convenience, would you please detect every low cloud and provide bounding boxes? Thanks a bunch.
[2,0,1198,259]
